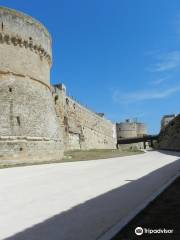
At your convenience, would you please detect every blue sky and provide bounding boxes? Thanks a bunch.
[2,0,180,133]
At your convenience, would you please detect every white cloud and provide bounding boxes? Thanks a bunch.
[149,51,180,72]
[113,86,180,104]
[151,76,169,85]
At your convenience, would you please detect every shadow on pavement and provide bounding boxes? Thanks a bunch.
[157,150,180,157]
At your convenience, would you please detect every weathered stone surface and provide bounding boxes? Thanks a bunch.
[158,115,180,151]
[0,7,63,160]
[161,114,176,129]
[116,120,147,140]
[53,86,117,150]
[0,7,117,160]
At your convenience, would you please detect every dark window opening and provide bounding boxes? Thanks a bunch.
[20,147,23,151]
[66,98,69,105]
[16,116,21,126]
[2,22,4,31]
[73,103,76,109]
[9,87,12,92]
[54,95,58,104]
[29,37,32,41]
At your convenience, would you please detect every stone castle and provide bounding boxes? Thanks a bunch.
[0,7,116,161]
[0,7,179,161]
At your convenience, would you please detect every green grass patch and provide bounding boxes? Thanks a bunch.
[0,149,143,169]
[63,149,143,162]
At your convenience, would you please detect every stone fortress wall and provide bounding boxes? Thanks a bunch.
[0,6,116,161]
[158,114,180,151]
[161,114,177,129]
[0,7,63,160]
[1,6,177,161]
[52,84,116,151]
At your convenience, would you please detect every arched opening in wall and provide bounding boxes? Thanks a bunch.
[1,22,4,31]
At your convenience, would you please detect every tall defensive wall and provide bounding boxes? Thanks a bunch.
[158,114,180,151]
[0,7,63,160]
[52,84,117,150]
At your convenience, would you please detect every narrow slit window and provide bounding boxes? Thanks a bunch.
[54,95,58,104]
[66,98,69,105]
[17,116,21,126]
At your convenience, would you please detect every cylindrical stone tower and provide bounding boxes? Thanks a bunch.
[0,7,63,160]
[136,123,147,137]
[116,122,137,139]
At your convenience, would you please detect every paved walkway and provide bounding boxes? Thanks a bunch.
[0,151,179,240]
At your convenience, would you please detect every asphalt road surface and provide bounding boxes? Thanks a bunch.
[0,150,179,240]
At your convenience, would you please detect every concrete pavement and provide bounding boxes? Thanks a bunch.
[0,151,180,240]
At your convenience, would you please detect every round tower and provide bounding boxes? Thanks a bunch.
[116,121,137,139]
[136,123,147,137]
[0,7,63,160]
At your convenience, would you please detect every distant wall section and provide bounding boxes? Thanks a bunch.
[52,84,116,150]
[158,114,180,151]
[161,114,177,129]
